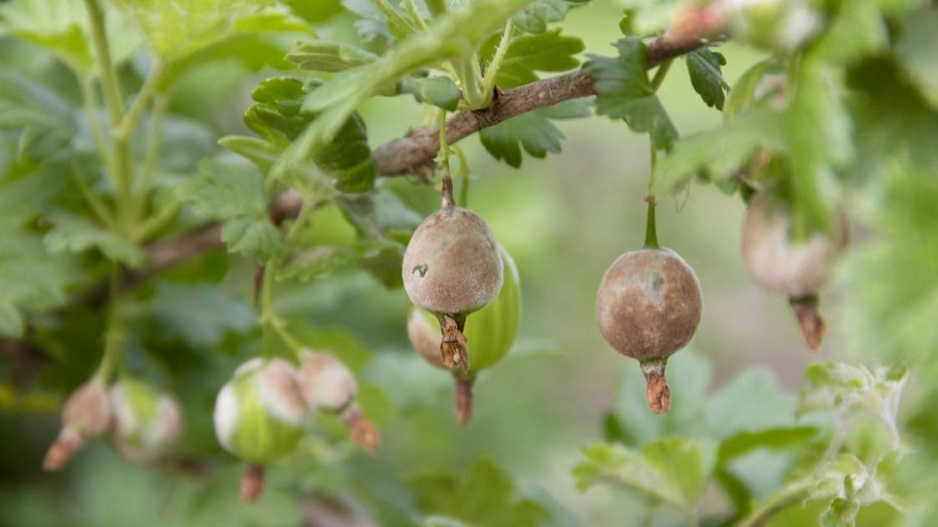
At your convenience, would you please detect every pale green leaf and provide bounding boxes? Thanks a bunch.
[0,220,82,337]
[479,100,587,168]
[482,29,583,89]
[399,75,462,111]
[286,40,378,72]
[584,37,678,149]
[44,213,148,267]
[408,457,548,527]
[896,9,938,108]
[150,281,258,347]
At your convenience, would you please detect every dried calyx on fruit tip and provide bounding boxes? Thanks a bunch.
[596,249,702,414]
[741,194,847,350]
[43,378,112,471]
[108,378,182,465]
[213,358,307,502]
[297,351,380,453]
[402,175,503,373]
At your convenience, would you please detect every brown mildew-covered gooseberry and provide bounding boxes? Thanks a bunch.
[402,177,503,373]
[297,351,380,452]
[741,194,848,349]
[43,378,112,471]
[596,248,703,414]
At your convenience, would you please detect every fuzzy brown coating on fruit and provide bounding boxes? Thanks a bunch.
[43,379,113,471]
[596,248,703,361]
[741,194,848,298]
[407,310,446,369]
[402,206,503,316]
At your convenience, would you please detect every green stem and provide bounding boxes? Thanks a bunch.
[116,61,162,141]
[374,0,417,35]
[438,109,451,175]
[70,162,115,228]
[259,258,306,358]
[133,200,180,242]
[456,57,488,109]
[96,268,124,383]
[135,93,168,220]
[78,75,113,176]
[644,139,659,249]
[84,0,134,232]
[260,259,277,359]
[642,60,673,249]
[738,483,811,527]
[650,59,673,91]
[481,19,513,94]
[403,0,428,29]
[454,145,469,208]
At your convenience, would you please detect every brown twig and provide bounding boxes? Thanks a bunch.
[373,34,708,177]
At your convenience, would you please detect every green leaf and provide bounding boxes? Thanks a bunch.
[895,8,938,108]
[653,107,785,193]
[0,69,77,159]
[0,220,82,337]
[44,213,148,267]
[176,158,283,259]
[479,99,588,167]
[717,427,817,466]
[798,361,908,446]
[278,246,356,282]
[482,29,583,89]
[512,0,586,34]
[408,457,548,527]
[0,0,139,74]
[286,40,378,72]
[218,135,281,172]
[243,77,376,192]
[685,47,728,110]
[584,37,678,150]
[573,438,711,511]
[150,281,258,347]
[283,0,531,167]
[398,75,462,111]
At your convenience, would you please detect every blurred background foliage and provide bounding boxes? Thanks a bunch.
[1,0,938,526]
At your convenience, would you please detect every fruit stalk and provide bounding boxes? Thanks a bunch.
[240,463,265,503]
[454,376,475,425]
[789,295,824,350]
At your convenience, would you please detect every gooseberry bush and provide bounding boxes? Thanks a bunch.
[1,0,938,526]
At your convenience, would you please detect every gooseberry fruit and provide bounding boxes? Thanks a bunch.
[407,246,521,423]
[741,193,848,349]
[402,177,503,373]
[214,358,308,502]
[596,248,703,414]
[297,351,380,452]
[43,378,112,471]
[108,378,182,465]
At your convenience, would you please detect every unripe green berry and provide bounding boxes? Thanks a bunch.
[213,358,307,464]
[108,378,182,465]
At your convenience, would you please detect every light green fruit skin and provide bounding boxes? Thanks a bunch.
[111,378,168,452]
[416,247,521,373]
[218,364,304,464]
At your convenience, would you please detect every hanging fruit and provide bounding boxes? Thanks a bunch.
[407,246,522,423]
